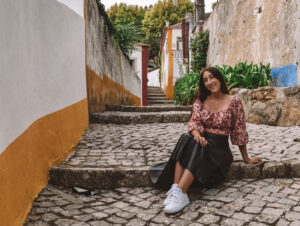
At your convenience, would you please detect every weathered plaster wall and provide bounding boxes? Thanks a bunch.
[130,46,143,80]
[86,0,141,112]
[172,29,185,84]
[204,0,300,86]
[232,87,300,126]
[0,0,88,225]
[148,69,160,87]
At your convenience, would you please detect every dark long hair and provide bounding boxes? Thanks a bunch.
[196,66,229,102]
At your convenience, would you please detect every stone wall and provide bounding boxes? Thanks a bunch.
[85,0,141,113]
[203,0,300,86]
[232,86,300,126]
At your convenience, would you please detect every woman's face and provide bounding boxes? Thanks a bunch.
[202,70,221,94]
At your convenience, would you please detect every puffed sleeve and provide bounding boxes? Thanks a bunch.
[230,97,249,146]
[187,99,204,134]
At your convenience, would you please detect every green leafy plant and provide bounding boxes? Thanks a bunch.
[190,30,209,73]
[112,22,143,60]
[174,72,200,105]
[216,62,272,90]
[96,1,142,61]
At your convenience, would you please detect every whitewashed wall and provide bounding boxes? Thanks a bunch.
[0,0,86,153]
[172,29,185,83]
[204,0,300,86]
[148,69,160,87]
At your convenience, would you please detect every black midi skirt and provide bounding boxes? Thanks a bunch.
[149,132,233,189]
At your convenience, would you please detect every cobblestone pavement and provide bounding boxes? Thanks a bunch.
[25,178,300,225]
[62,123,300,168]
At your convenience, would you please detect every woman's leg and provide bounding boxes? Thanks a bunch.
[177,169,194,193]
[174,161,184,184]
[164,168,193,214]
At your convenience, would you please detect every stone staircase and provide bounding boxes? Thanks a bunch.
[147,86,174,105]
[49,104,300,190]
[90,105,191,124]
[51,104,192,189]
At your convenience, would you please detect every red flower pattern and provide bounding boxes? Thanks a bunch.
[187,96,249,146]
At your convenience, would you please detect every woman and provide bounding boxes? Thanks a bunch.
[149,66,261,214]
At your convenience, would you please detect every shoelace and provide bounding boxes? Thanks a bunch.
[168,194,179,204]
[166,188,172,196]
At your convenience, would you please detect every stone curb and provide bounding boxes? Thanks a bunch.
[49,160,300,190]
[90,111,191,124]
[49,166,152,189]
[105,105,192,112]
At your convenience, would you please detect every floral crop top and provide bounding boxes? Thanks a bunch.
[187,96,248,146]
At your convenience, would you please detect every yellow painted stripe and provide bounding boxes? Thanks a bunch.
[86,65,141,112]
[161,46,164,88]
[165,29,174,99]
[0,99,88,226]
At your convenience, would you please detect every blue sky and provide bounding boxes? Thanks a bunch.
[101,0,215,13]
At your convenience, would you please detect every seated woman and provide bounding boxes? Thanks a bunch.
[149,66,261,214]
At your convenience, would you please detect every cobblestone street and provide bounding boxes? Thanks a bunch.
[62,123,300,168]
[25,122,300,225]
[25,178,300,225]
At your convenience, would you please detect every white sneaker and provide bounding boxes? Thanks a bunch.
[164,192,190,214]
[163,184,177,206]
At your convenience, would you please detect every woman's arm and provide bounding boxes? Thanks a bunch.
[239,144,261,164]
[188,99,207,146]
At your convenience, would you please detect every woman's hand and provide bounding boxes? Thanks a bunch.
[243,157,262,164]
[194,134,208,147]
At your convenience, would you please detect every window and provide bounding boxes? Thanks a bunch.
[130,59,136,70]
[176,37,182,51]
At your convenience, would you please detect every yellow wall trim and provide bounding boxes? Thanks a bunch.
[0,99,88,226]
[165,29,174,99]
[86,65,141,113]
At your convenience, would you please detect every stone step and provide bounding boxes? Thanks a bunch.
[148,86,161,88]
[148,103,174,106]
[148,96,170,100]
[148,100,174,104]
[148,86,162,90]
[147,91,164,94]
[105,104,192,112]
[49,160,300,190]
[49,166,151,189]
[148,93,165,96]
[90,111,191,124]
[147,92,165,96]
[148,90,163,94]
[48,123,300,190]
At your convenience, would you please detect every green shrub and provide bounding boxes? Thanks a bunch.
[190,30,209,73]
[216,62,272,90]
[174,62,272,105]
[174,72,200,105]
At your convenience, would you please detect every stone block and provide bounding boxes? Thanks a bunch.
[240,162,263,178]
[262,161,287,178]
[248,112,260,124]
[289,160,300,177]
[283,86,300,96]
[49,166,152,189]
[227,162,243,179]
[229,161,266,179]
